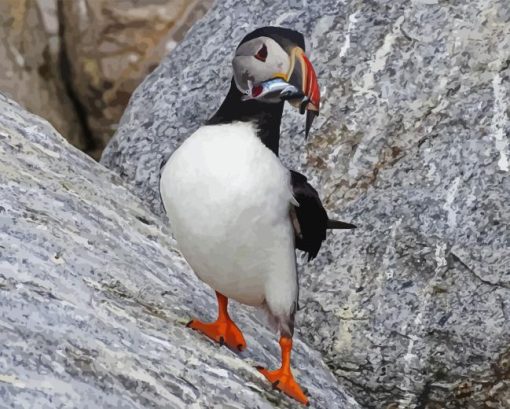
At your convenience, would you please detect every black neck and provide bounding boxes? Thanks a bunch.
[207,79,284,155]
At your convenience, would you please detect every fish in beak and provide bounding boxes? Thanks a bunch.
[242,78,301,103]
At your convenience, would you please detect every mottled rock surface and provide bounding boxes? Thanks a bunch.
[0,0,86,150]
[0,93,358,408]
[102,0,510,407]
[59,0,213,158]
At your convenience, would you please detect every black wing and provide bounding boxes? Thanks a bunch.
[290,170,356,261]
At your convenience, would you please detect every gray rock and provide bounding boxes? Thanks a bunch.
[102,0,510,407]
[0,93,359,408]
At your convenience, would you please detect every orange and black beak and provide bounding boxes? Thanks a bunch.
[283,47,320,138]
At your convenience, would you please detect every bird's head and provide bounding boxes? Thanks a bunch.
[232,27,320,137]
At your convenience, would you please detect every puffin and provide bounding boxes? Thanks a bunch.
[160,27,355,405]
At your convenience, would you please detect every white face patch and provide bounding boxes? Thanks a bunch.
[232,36,290,94]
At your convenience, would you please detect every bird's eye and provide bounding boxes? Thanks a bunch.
[254,44,268,62]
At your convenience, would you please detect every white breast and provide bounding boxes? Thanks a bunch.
[160,122,297,314]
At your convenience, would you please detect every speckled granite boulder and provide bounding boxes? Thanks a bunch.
[0,93,359,408]
[101,0,510,407]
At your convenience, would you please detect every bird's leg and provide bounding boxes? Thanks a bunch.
[186,291,247,352]
[257,336,309,405]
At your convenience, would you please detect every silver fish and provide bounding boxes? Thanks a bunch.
[242,78,302,103]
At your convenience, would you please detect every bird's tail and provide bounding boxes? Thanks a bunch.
[327,219,356,229]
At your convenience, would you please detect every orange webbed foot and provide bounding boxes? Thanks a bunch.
[186,292,246,352]
[256,336,309,405]
[186,317,247,351]
[257,366,309,405]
